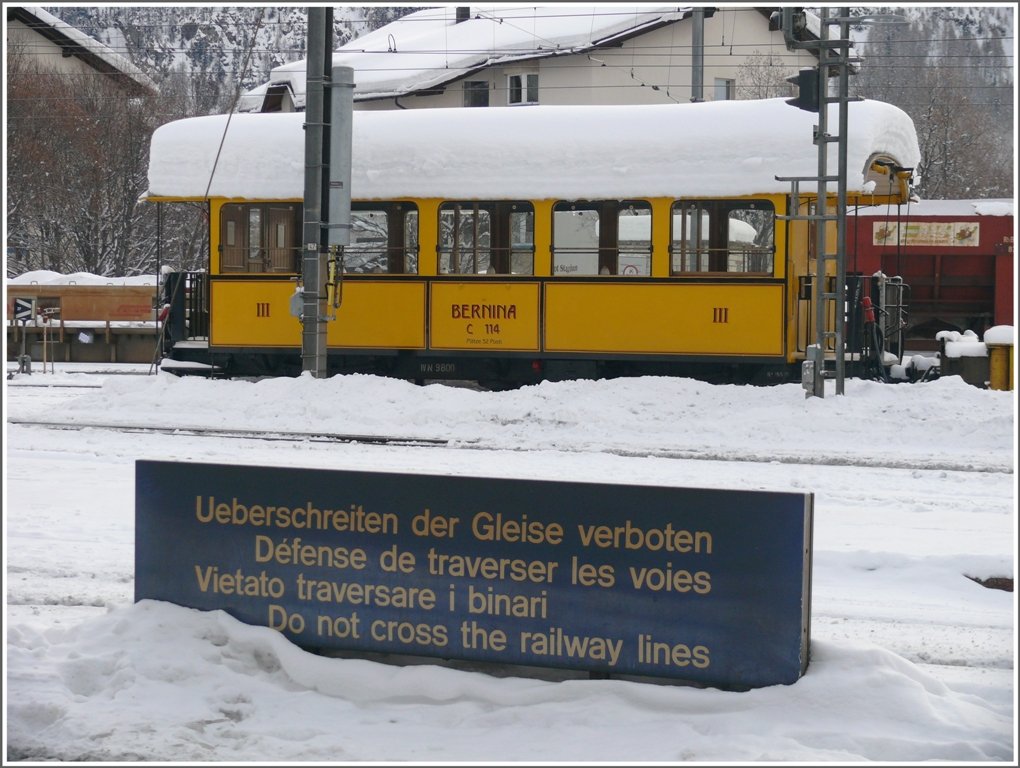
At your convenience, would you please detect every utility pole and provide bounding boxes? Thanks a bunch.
[778,8,907,397]
[301,7,332,377]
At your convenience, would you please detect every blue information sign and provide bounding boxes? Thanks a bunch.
[14,297,33,322]
[136,460,812,689]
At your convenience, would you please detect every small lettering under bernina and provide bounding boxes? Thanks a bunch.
[451,303,517,319]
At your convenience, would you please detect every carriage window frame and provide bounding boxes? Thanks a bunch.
[438,201,535,275]
[552,199,652,276]
[669,199,776,275]
[218,202,301,274]
[346,202,420,275]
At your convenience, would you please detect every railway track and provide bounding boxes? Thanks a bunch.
[7,417,1011,474]
[6,418,452,448]
[5,381,104,388]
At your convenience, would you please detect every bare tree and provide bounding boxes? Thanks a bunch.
[7,42,161,277]
[736,49,796,100]
[852,8,1013,199]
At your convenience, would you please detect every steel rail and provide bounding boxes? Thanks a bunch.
[7,417,1011,474]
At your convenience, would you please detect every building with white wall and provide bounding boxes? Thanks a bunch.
[6,6,155,95]
[240,6,819,112]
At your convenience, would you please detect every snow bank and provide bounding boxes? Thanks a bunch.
[47,372,1014,471]
[5,601,1012,762]
[6,367,1015,761]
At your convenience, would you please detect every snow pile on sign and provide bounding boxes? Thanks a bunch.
[146,99,920,201]
[6,270,157,286]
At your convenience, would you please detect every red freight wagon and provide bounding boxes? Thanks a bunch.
[846,199,1014,345]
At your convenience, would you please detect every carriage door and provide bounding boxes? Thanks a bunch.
[219,205,247,272]
[267,205,299,273]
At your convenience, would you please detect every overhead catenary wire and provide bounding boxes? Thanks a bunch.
[18,3,1012,69]
[9,34,1014,62]
[7,9,1012,121]
[201,7,265,201]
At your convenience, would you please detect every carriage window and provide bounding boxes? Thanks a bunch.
[553,200,651,276]
[438,202,534,275]
[248,209,262,269]
[616,203,652,276]
[219,203,301,273]
[346,202,419,274]
[670,200,775,274]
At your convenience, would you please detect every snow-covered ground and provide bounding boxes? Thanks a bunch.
[4,364,1016,762]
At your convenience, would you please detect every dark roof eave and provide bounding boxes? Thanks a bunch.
[590,10,696,49]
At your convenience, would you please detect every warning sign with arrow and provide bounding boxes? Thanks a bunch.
[13,297,34,322]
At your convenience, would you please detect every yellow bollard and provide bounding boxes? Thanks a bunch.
[986,342,1013,391]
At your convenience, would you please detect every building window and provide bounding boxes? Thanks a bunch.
[507,73,539,105]
[714,77,735,101]
[670,199,775,274]
[463,80,489,107]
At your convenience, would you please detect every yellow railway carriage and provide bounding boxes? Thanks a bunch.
[146,99,919,384]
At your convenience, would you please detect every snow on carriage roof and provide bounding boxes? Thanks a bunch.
[238,6,691,109]
[145,99,921,201]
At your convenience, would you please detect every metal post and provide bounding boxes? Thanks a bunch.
[156,201,163,360]
[690,8,704,102]
[327,65,354,249]
[809,7,830,399]
[834,8,851,395]
[18,319,31,374]
[780,8,903,398]
[301,7,332,377]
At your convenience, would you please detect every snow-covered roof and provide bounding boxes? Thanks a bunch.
[146,98,920,202]
[10,6,156,92]
[238,6,690,110]
[854,199,1014,217]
